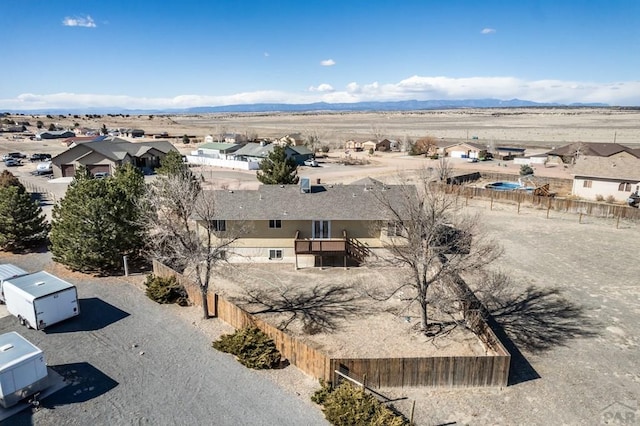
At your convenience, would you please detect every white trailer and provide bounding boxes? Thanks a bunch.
[0,264,28,303]
[0,332,49,408]
[3,271,79,330]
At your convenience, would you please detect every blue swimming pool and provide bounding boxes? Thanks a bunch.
[485,181,534,192]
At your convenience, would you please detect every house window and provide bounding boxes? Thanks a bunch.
[268,249,283,260]
[269,219,282,229]
[583,180,592,188]
[618,182,632,192]
[211,220,226,231]
[386,221,403,237]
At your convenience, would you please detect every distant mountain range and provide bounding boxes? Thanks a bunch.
[6,98,612,115]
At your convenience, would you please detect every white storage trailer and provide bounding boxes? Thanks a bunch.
[3,271,79,330]
[0,332,49,408]
[0,264,28,303]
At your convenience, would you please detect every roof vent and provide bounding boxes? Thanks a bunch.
[0,344,14,352]
[35,281,45,286]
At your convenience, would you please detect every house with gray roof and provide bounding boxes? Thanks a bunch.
[51,137,178,177]
[36,130,76,140]
[194,142,244,159]
[546,142,638,164]
[571,155,640,202]
[197,178,415,267]
[233,142,313,165]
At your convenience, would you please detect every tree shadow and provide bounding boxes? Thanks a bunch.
[235,283,371,334]
[485,285,601,385]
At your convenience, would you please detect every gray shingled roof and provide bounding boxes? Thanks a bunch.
[205,182,415,221]
[573,155,640,181]
[73,138,178,161]
[547,142,636,158]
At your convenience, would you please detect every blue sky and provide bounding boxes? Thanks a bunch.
[1,0,639,110]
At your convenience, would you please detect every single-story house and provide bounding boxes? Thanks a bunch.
[546,142,637,164]
[345,140,363,151]
[277,133,305,146]
[495,147,526,159]
[51,137,179,177]
[193,142,244,159]
[36,130,76,140]
[0,125,26,133]
[443,142,487,159]
[233,142,313,165]
[571,155,640,202]
[197,177,413,267]
[375,139,392,152]
[361,140,377,152]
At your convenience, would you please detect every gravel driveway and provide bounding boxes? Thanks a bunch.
[0,253,327,426]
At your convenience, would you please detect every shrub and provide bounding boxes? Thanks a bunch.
[605,195,616,204]
[520,165,534,176]
[212,327,281,369]
[321,145,331,153]
[314,381,408,426]
[144,275,188,305]
[595,194,604,201]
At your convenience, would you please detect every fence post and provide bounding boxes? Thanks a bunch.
[546,197,551,219]
[490,192,494,210]
[410,400,416,425]
[616,212,621,229]
[579,213,583,224]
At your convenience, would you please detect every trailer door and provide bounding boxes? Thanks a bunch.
[34,288,79,329]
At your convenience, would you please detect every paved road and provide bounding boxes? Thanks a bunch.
[0,254,327,426]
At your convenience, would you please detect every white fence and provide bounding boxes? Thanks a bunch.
[185,155,260,170]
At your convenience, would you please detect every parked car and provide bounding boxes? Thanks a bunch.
[4,158,21,167]
[36,161,53,175]
[467,158,479,163]
[303,159,319,167]
[30,153,52,162]
[93,172,110,179]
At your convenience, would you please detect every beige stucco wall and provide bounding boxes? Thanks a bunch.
[572,178,638,202]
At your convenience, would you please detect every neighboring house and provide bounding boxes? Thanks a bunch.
[223,133,246,143]
[546,142,637,164]
[443,142,487,159]
[375,139,392,152]
[571,155,640,202]
[51,137,178,177]
[197,177,412,267]
[193,142,244,159]
[62,135,107,147]
[233,142,312,165]
[36,130,76,140]
[276,133,305,146]
[345,140,363,151]
[361,140,377,152]
[124,129,145,138]
[495,147,526,159]
[0,125,26,133]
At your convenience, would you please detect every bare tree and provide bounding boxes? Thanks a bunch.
[142,171,242,318]
[371,124,385,142]
[367,170,503,334]
[435,156,454,182]
[304,128,323,153]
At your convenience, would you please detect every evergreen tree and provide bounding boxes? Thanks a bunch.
[156,150,188,176]
[0,175,49,252]
[256,145,299,185]
[49,164,146,274]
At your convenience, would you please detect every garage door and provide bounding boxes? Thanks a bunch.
[61,164,75,177]
[87,165,110,175]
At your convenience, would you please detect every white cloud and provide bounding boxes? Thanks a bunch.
[320,59,336,67]
[481,28,496,34]
[308,84,334,92]
[2,76,640,110]
[62,16,97,28]
[264,52,270,57]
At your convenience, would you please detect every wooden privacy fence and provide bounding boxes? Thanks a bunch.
[152,260,510,388]
[440,184,640,220]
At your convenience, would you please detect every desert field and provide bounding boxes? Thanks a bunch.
[4,107,640,150]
